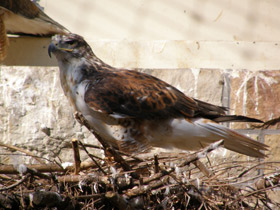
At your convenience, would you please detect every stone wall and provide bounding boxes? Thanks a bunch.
[0,66,98,164]
[1,66,279,165]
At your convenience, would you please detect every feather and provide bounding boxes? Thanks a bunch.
[49,33,268,158]
[194,119,268,158]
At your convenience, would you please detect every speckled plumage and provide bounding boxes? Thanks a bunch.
[48,33,268,157]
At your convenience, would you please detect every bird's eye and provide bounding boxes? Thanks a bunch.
[65,40,75,45]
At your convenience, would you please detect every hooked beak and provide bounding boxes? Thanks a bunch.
[48,42,56,58]
[48,43,57,58]
[48,41,74,58]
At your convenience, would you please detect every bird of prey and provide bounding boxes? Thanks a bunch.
[0,0,68,61]
[48,33,268,158]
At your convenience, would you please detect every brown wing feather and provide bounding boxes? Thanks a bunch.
[194,99,263,123]
[84,68,263,123]
[85,69,199,119]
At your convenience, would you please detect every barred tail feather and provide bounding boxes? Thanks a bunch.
[196,120,268,158]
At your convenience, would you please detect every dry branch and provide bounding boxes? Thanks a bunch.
[71,138,81,175]
[0,174,30,191]
[0,142,45,164]
[154,155,159,173]
[179,140,224,167]
[82,143,144,161]
[0,161,96,174]
[0,138,279,209]
[142,168,174,185]
[79,140,107,175]
[255,172,280,190]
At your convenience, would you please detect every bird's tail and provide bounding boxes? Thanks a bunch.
[196,120,268,158]
[211,115,263,123]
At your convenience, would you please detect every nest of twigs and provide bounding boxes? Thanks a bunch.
[0,114,280,209]
[0,139,280,210]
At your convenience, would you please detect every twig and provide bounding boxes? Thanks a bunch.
[142,168,174,185]
[22,165,53,180]
[207,170,280,187]
[20,185,25,209]
[179,140,224,167]
[0,142,45,164]
[72,138,81,175]
[83,143,144,162]
[0,174,12,180]
[0,174,31,191]
[193,160,213,178]
[79,140,107,175]
[0,161,96,174]
[56,174,109,184]
[255,173,280,190]
[238,162,280,178]
[77,143,104,160]
[126,176,169,198]
[154,155,159,173]
[226,184,280,207]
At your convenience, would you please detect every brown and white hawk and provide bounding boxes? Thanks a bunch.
[0,0,68,61]
[48,33,268,158]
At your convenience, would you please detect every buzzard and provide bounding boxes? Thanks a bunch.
[48,33,268,158]
[0,0,68,61]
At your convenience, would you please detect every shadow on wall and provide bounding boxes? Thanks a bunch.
[3,0,280,66]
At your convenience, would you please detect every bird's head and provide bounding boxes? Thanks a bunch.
[48,33,93,59]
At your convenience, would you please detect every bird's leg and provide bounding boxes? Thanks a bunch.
[74,112,139,179]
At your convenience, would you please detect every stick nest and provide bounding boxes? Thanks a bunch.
[0,139,279,210]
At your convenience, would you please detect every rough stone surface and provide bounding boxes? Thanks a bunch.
[264,135,280,203]
[0,66,98,164]
[228,69,280,167]
[229,70,280,129]
[264,134,280,162]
